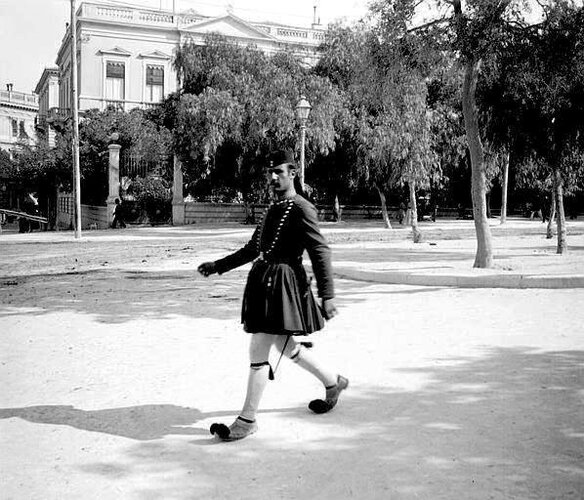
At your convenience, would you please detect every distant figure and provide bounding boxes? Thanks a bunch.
[397,203,405,225]
[19,192,39,233]
[404,202,413,226]
[111,198,126,228]
[457,204,466,220]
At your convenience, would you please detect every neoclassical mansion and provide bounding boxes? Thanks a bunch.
[40,1,326,124]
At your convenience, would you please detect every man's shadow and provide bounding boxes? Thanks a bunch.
[0,404,231,440]
[0,404,304,441]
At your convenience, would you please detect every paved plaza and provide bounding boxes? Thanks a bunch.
[1,219,584,499]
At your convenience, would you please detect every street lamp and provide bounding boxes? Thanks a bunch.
[295,95,311,191]
[70,0,82,239]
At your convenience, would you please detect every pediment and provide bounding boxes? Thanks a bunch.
[181,14,276,41]
[97,47,132,57]
[138,50,171,60]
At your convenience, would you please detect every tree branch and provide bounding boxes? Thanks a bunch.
[407,17,450,33]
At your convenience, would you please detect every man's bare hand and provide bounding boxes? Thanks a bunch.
[322,298,338,320]
[198,262,217,277]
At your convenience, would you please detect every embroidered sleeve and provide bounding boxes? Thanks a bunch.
[298,202,335,300]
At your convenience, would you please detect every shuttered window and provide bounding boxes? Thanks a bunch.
[106,62,125,79]
[146,65,164,85]
[145,65,164,103]
[105,61,125,102]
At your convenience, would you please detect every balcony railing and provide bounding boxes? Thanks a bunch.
[0,90,38,107]
[104,99,126,111]
[79,1,326,45]
[36,115,48,131]
[46,108,71,131]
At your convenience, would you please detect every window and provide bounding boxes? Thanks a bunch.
[105,61,125,102]
[145,65,164,103]
[11,119,18,137]
[19,121,27,138]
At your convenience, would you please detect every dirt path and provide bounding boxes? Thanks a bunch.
[1,221,583,499]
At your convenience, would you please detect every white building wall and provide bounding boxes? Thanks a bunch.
[0,91,38,154]
[79,27,179,110]
[54,2,326,113]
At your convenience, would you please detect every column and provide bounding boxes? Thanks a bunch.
[172,155,185,226]
[106,143,121,227]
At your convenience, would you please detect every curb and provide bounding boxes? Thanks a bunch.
[335,269,584,289]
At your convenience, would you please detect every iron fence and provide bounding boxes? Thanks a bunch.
[120,152,172,180]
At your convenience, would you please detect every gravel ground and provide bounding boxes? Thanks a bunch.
[1,219,583,499]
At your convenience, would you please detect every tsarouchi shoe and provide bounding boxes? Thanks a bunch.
[308,375,349,414]
[210,416,258,441]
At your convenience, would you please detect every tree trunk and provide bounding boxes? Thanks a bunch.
[409,178,422,243]
[374,183,392,229]
[461,58,493,268]
[546,186,556,239]
[554,168,567,254]
[500,149,509,224]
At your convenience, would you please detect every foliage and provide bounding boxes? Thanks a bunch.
[55,108,173,205]
[170,35,347,202]
[10,140,69,193]
[486,1,584,194]
[127,176,172,224]
[316,20,440,203]
[0,149,13,178]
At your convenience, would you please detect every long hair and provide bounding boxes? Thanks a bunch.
[293,172,306,198]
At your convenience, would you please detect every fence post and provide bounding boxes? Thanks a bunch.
[106,142,121,227]
[172,155,185,225]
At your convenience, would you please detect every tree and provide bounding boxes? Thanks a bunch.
[10,140,69,229]
[521,3,584,253]
[487,1,584,252]
[371,0,539,266]
[171,35,346,204]
[316,22,439,235]
[56,108,173,206]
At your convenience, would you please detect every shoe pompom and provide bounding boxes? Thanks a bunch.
[210,423,230,439]
[308,398,331,414]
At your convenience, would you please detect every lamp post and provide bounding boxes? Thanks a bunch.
[295,95,311,191]
[71,0,82,238]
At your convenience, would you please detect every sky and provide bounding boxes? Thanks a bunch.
[0,0,370,94]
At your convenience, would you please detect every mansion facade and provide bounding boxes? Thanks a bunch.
[42,1,326,121]
[0,84,38,155]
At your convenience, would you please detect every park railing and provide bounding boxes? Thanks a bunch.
[181,202,491,225]
[56,193,108,230]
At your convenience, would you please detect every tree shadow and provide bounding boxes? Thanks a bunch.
[0,268,247,323]
[112,347,584,498]
[2,347,582,497]
[0,267,416,324]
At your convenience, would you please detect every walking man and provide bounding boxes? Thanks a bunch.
[111,198,126,229]
[198,149,348,441]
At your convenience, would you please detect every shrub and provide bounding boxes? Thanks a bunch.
[128,176,172,224]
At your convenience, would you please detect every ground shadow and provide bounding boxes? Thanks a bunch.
[2,347,583,497]
[0,403,304,441]
[113,347,584,499]
[0,267,407,324]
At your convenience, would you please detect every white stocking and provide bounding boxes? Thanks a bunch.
[284,340,337,388]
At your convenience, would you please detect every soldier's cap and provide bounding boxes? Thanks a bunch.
[268,149,297,169]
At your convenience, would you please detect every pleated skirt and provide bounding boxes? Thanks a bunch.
[241,260,325,335]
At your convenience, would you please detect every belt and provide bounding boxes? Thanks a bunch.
[255,254,302,266]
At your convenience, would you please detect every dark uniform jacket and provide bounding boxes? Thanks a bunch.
[214,195,334,300]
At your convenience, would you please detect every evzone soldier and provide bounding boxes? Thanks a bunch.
[198,149,348,441]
